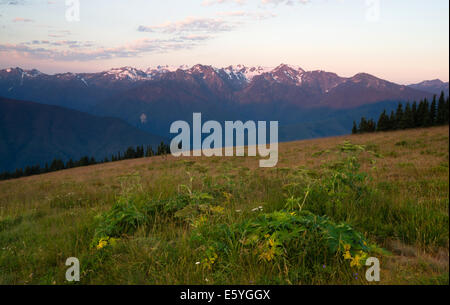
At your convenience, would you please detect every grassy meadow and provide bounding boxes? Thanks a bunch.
[0,126,448,285]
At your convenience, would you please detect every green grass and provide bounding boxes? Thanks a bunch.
[0,126,448,285]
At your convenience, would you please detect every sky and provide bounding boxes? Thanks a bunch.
[0,0,448,84]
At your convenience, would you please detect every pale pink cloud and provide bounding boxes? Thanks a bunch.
[138,17,236,34]
[202,0,247,6]
[12,17,34,22]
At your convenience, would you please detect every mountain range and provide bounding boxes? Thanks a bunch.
[0,64,447,171]
[408,79,449,96]
[1,64,442,111]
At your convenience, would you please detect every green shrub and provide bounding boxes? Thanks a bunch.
[189,208,383,275]
[92,187,215,248]
[92,197,147,245]
[338,141,365,152]
[240,210,375,267]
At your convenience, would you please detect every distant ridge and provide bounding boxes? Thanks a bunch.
[0,96,165,172]
[408,79,449,96]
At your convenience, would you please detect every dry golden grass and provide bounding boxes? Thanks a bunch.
[0,126,448,284]
[3,126,447,184]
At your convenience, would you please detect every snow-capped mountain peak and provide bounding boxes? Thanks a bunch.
[222,65,273,82]
[3,67,43,77]
[273,64,305,73]
[24,69,43,77]
[270,64,305,85]
[145,65,189,79]
[104,67,147,81]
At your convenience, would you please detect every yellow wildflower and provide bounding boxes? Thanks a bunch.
[192,215,208,228]
[268,238,276,248]
[259,248,276,262]
[343,251,352,260]
[202,258,212,270]
[350,255,362,268]
[201,249,218,270]
[96,237,119,250]
[96,239,108,250]
[359,251,368,261]
[223,192,233,199]
[210,206,225,214]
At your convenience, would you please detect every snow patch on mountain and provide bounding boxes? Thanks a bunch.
[79,77,89,87]
[222,65,274,82]
[104,67,148,81]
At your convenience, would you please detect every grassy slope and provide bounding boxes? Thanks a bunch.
[0,126,448,285]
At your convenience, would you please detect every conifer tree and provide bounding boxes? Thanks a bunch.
[67,159,74,168]
[367,119,376,132]
[146,145,154,157]
[395,103,404,129]
[388,110,396,130]
[376,110,389,131]
[445,96,450,124]
[352,121,358,134]
[422,98,431,126]
[416,100,425,127]
[157,142,165,155]
[14,168,23,178]
[411,101,418,127]
[79,156,89,166]
[401,102,414,129]
[358,117,368,133]
[437,91,446,125]
[429,95,437,126]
